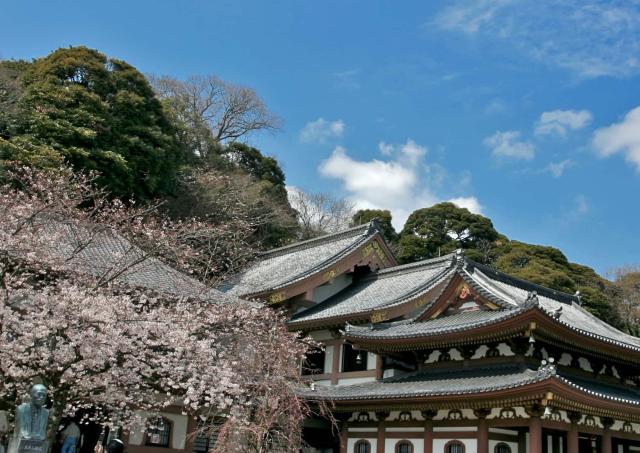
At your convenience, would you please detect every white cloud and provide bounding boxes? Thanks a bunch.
[485,98,507,115]
[447,197,483,214]
[434,0,512,34]
[299,118,345,143]
[484,130,535,160]
[592,106,640,171]
[433,1,640,79]
[545,159,575,178]
[318,139,481,229]
[535,109,593,137]
[563,194,590,223]
[378,142,394,156]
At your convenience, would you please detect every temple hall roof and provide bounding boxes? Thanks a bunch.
[302,363,640,407]
[302,363,550,401]
[288,255,453,326]
[220,221,389,297]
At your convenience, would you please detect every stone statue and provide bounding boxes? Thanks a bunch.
[8,385,50,453]
[14,385,49,441]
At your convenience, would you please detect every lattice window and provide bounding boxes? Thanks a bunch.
[396,440,414,453]
[192,428,219,453]
[146,417,171,448]
[445,440,465,453]
[354,439,371,453]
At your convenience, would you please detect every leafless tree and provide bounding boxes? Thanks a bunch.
[288,188,355,239]
[608,266,640,336]
[149,74,281,156]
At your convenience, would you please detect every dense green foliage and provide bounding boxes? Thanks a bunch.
[1,47,183,199]
[1,46,299,248]
[398,202,620,326]
[398,202,500,263]
[351,209,398,243]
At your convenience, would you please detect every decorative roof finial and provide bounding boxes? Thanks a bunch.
[526,291,539,305]
[538,357,556,376]
[574,291,582,305]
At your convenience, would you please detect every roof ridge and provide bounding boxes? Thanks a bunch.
[464,258,579,305]
[257,221,376,259]
[376,253,456,275]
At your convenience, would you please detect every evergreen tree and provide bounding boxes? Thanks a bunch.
[1,47,182,199]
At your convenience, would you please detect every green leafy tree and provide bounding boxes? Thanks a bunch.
[1,47,182,199]
[351,209,398,243]
[398,202,499,262]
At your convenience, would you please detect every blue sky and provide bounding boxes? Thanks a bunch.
[2,0,640,275]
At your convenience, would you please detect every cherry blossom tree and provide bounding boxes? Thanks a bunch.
[0,164,318,452]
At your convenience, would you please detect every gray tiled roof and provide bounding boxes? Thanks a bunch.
[471,267,640,350]
[332,255,640,352]
[55,224,237,304]
[303,363,640,406]
[302,364,548,401]
[221,222,383,297]
[345,308,525,340]
[288,256,453,326]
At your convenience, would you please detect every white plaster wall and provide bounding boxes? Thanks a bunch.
[313,379,331,386]
[434,438,477,453]
[367,352,377,370]
[338,376,376,385]
[348,438,377,452]
[386,438,424,453]
[489,440,518,453]
[324,345,334,373]
[128,411,188,449]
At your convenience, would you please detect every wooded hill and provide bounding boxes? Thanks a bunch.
[1,46,635,333]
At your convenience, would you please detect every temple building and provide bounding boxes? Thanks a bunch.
[223,221,640,453]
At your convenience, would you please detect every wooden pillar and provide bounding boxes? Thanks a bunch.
[376,355,383,381]
[376,411,389,453]
[529,416,542,453]
[567,411,581,453]
[475,409,491,453]
[339,422,348,453]
[423,410,437,453]
[602,418,614,453]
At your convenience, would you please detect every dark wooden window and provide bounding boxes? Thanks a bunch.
[302,347,325,375]
[445,441,465,453]
[396,440,414,453]
[342,344,367,372]
[354,439,371,453]
[146,417,171,448]
[192,428,219,453]
[494,443,511,453]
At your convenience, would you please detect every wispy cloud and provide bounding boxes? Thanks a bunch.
[592,106,640,172]
[331,69,360,89]
[545,159,575,178]
[535,110,593,137]
[318,139,481,229]
[299,118,345,144]
[484,130,535,160]
[433,0,640,79]
[434,0,512,34]
[562,194,590,224]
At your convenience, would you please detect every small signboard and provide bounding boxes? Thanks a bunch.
[8,437,48,453]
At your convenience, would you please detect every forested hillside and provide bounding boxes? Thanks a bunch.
[1,46,636,334]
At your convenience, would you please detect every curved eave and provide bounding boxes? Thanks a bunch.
[287,267,454,331]
[303,376,640,421]
[247,232,398,302]
[344,306,640,362]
